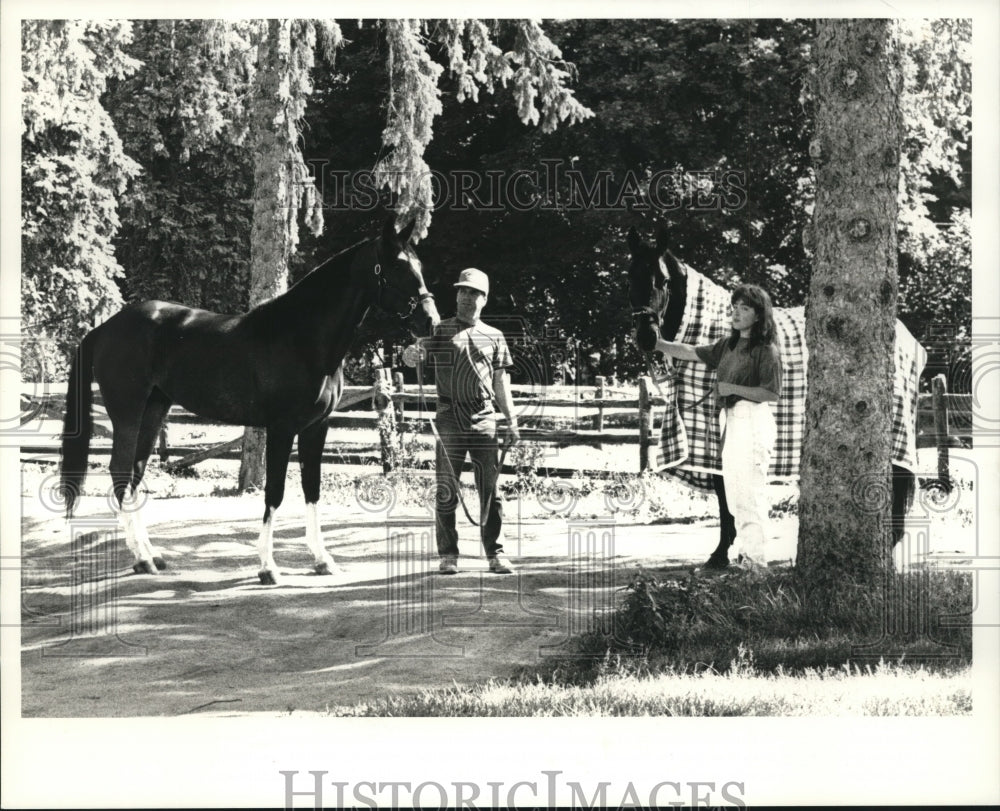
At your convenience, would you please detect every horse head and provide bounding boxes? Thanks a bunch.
[626,226,687,353]
[365,217,441,338]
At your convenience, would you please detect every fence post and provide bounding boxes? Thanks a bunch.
[638,376,651,473]
[374,368,397,473]
[931,373,951,488]
[157,423,169,462]
[393,371,406,441]
[593,375,606,450]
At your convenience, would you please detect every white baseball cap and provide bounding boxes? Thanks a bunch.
[453,267,489,296]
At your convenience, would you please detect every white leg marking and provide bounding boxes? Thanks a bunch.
[304,502,337,573]
[256,508,278,578]
[128,489,161,563]
[113,498,140,560]
[115,491,157,572]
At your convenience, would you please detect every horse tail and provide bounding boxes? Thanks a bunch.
[60,329,98,517]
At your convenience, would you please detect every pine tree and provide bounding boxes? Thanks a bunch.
[106,20,258,315]
[239,18,589,487]
[797,20,903,587]
[21,20,141,377]
[238,19,342,491]
[376,19,593,239]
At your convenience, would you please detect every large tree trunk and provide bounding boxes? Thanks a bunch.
[238,20,297,492]
[796,20,903,587]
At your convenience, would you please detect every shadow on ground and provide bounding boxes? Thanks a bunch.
[20,497,721,717]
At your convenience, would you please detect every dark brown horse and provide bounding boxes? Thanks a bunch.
[627,227,917,569]
[60,218,440,585]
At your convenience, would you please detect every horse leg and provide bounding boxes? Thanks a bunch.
[107,418,158,575]
[257,429,295,585]
[890,465,916,547]
[298,418,338,575]
[129,389,173,571]
[102,377,161,574]
[704,474,736,570]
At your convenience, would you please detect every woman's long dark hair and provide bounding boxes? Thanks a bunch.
[728,284,778,350]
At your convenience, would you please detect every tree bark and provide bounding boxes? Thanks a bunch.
[797,20,903,587]
[238,20,296,492]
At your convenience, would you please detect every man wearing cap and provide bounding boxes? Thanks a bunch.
[423,268,520,574]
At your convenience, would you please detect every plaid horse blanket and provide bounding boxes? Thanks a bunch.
[651,265,925,491]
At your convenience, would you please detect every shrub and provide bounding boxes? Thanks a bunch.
[541,565,973,683]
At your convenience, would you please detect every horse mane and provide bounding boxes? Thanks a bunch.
[247,236,375,324]
[658,249,688,342]
[299,236,372,280]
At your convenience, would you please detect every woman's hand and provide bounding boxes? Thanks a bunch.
[656,340,701,363]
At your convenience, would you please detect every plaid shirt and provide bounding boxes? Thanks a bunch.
[652,265,925,490]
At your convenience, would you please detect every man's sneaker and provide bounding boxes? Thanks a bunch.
[488,555,514,575]
[438,556,459,575]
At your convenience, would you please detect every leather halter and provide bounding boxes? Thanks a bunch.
[631,258,676,392]
[369,241,435,320]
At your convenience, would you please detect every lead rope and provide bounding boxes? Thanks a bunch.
[646,351,716,411]
[462,329,513,545]
[644,351,670,397]
[417,341,512,532]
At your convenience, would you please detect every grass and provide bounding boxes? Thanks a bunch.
[334,658,972,717]
[327,562,973,717]
[309,562,974,718]
[537,565,973,683]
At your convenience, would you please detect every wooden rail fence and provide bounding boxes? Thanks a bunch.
[20,372,971,478]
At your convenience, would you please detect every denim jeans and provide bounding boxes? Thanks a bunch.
[434,405,504,558]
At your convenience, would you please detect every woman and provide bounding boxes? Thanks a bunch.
[656,285,783,565]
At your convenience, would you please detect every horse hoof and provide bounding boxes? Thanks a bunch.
[702,555,729,571]
[153,557,167,571]
[315,562,334,576]
[259,570,278,586]
[132,560,157,575]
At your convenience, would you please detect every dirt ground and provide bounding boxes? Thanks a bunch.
[16,461,769,717]
[17,442,978,718]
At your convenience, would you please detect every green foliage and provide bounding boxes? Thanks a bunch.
[376,19,593,239]
[21,18,970,380]
[245,19,326,305]
[402,19,822,377]
[901,211,972,333]
[896,19,971,257]
[549,566,972,683]
[375,20,446,240]
[21,20,142,376]
[105,20,257,312]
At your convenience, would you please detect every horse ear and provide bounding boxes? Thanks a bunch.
[654,227,671,253]
[382,215,397,242]
[396,220,416,244]
[626,227,642,256]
